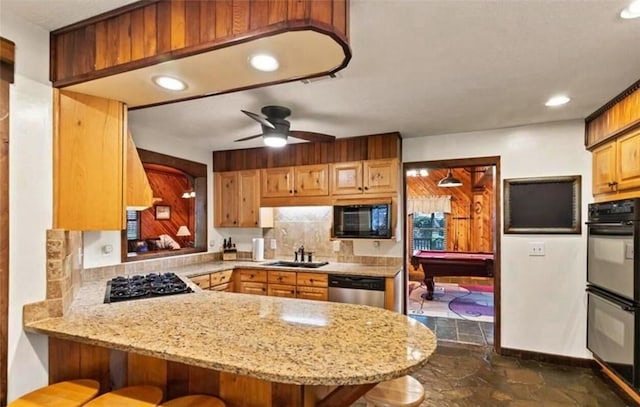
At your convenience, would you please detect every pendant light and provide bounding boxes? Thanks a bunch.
[438,169,462,187]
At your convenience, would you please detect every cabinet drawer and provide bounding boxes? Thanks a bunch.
[297,272,328,287]
[210,282,232,292]
[297,286,328,301]
[190,274,210,290]
[211,270,233,286]
[239,282,267,295]
[268,283,297,298]
[239,269,267,283]
[268,271,297,285]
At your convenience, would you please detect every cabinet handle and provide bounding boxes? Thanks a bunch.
[294,189,298,194]
[289,190,293,194]
[309,279,314,283]
[364,186,369,190]
[290,290,295,294]
[357,187,362,191]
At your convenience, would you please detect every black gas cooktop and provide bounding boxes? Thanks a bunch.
[104,272,193,303]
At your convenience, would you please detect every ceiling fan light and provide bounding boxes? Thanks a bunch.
[621,0,640,18]
[249,54,279,72]
[263,133,287,147]
[438,170,462,187]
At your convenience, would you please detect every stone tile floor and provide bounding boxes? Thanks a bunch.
[352,344,633,406]
[409,315,494,346]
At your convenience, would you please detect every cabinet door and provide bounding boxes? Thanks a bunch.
[297,286,328,301]
[190,274,211,290]
[363,159,398,194]
[268,271,297,285]
[296,273,328,287]
[616,129,640,192]
[54,90,125,230]
[210,270,234,286]
[238,269,267,283]
[294,164,329,196]
[330,161,363,195]
[268,283,297,298]
[592,142,617,195]
[238,170,260,227]
[261,167,293,197]
[214,172,238,227]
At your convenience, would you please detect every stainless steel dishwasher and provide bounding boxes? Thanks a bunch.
[328,274,386,308]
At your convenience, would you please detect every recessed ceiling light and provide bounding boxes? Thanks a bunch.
[545,95,571,107]
[621,0,640,19]
[249,54,279,72]
[152,76,187,91]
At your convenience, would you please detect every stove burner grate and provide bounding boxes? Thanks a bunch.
[104,272,193,303]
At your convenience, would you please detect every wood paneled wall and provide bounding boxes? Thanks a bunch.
[213,132,401,172]
[50,0,350,88]
[141,166,194,244]
[0,36,14,407]
[585,79,640,149]
[406,167,494,253]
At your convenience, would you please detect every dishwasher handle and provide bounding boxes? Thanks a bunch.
[328,275,385,291]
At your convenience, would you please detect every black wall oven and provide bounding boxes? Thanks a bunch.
[587,198,640,391]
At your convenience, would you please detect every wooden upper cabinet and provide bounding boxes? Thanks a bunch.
[294,164,329,196]
[261,167,293,198]
[331,161,363,195]
[363,159,398,194]
[214,171,239,227]
[616,129,640,191]
[592,142,617,195]
[214,169,260,227]
[592,128,640,199]
[125,132,153,209]
[237,170,260,227]
[53,90,125,231]
[331,159,398,196]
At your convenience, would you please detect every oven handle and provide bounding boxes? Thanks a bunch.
[586,286,637,311]
[585,221,634,225]
[586,222,634,236]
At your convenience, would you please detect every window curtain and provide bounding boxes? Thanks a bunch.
[407,195,452,214]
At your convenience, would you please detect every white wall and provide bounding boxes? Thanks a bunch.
[1,12,52,401]
[404,119,592,358]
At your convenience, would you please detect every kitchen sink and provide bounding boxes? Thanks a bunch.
[262,261,329,269]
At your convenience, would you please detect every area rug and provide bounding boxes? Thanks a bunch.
[408,282,494,323]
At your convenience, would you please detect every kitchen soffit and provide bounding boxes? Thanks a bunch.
[66,31,346,108]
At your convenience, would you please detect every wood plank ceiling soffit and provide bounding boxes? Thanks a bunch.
[50,0,351,109]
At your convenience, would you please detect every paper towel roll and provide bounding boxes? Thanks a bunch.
[252,238,264,261]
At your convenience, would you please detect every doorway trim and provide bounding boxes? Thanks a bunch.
[1,36,16,406]
[403,155,502,353]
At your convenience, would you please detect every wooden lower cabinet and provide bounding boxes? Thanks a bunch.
[268,283,297,298]
[190,274,210,290]
[268,270,296,285]
[239,281,267,296]
[297,286,328,301]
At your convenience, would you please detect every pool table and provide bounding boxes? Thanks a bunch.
[411,250,494,300]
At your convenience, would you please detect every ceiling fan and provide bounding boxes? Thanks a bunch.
[235,105,336,147]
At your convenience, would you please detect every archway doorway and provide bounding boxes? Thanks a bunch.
[403,156,501,352]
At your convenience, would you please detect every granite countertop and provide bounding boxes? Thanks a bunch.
[25,290,436,386]
[165,260,402,279]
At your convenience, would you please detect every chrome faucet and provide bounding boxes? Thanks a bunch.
[296,245,305,262]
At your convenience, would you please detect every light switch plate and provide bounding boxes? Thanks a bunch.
[332,240,341,252]
[528,242,545,256]
[270,239,277,250]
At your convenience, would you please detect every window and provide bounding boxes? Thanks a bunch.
[126,210,140,240]
[413,212,446,251]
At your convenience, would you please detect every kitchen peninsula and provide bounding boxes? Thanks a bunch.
[24,273,436,407]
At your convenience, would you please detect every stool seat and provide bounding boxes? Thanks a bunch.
[364,375,425,407]
[160,395,226,407]
[9,379,100,407]
[83,385,163,407]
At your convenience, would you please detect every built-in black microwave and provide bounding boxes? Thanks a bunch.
[332,203,391,239]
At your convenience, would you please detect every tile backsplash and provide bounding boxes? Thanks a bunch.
[263,206,401,266]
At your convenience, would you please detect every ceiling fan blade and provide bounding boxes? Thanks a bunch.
[234,134,263,142]
[241,110,275,129]
[289,131,336,143]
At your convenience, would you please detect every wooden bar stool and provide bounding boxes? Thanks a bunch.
[8,379,99,407]
[160,395,226,407]
[364,375,425,407]
[83,385,163,407]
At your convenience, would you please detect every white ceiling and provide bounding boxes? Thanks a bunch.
[3,0,640,152]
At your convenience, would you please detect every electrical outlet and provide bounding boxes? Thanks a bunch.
[270,239,277,250]
[528,242,545,256]
[332,240,341,252]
